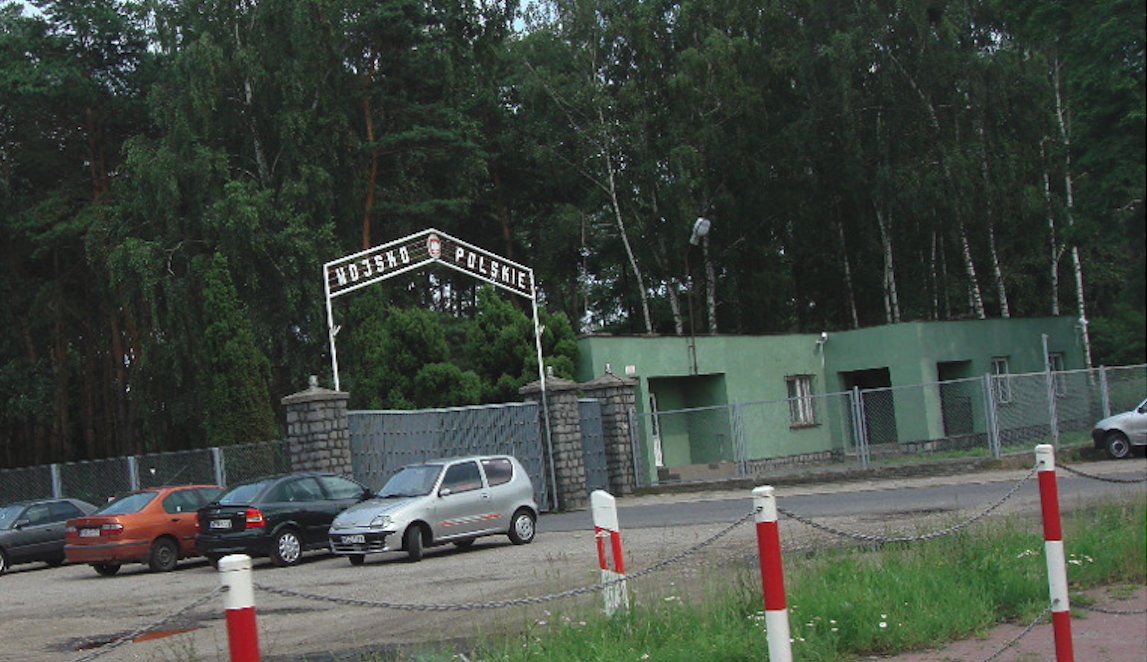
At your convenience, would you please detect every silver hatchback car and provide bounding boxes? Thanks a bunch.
[328,455,538,564]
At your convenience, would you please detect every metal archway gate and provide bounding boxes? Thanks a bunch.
[322,228,558,508]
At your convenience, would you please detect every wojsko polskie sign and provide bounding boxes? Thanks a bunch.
[324,230,533,299]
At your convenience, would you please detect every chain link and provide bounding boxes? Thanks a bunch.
[67,586,226,662]
[1058,463,1147,484]
[777,466,1038,545]
[256,508,760,612]
[1070,599,1147,616]
[980,604,1052,662]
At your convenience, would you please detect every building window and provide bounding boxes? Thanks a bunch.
[1048,352,1067,397]
[786,375,816,426]
[991,357,1012,404]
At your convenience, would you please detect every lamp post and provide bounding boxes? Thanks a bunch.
[686,217,711,375]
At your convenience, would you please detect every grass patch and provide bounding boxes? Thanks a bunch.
[460,499,1145,662]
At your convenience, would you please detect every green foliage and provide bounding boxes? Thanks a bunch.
[0,0,1142,465]
[202,254,277,446]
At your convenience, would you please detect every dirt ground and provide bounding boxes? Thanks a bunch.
[855,584,1146,662]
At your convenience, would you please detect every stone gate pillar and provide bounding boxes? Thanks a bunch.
[581,369,637,496]
[281,376,353,476]
[520,375,587,510]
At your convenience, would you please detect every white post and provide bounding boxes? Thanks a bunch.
[591,490,628,616]
[219,554,261,661]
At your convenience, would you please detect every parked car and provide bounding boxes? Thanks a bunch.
[64,485,222,576]
[328,455,537,565]
[1092,397,1147,459]
[0,498,97,575]
[196,472,371,567]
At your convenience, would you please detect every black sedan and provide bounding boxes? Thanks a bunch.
[196,472,371,567]
[1,498,97,575]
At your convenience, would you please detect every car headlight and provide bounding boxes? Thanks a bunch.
[369,514,393,529]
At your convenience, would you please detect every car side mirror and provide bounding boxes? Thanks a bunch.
[14,519,30,530]
[438,488,452,497]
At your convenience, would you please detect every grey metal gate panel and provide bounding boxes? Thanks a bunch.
[579,399,609,495]
[348,401,549,510]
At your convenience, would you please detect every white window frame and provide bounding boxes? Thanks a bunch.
[786,375,817,427]
[991,357,1012,404]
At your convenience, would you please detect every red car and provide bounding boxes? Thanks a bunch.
[65,484,222,576]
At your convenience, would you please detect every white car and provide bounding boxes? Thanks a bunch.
[328,455,538,564]
[1091,398,1147,459]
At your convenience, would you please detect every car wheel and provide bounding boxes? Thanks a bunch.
[206,554,222,569]
[0,548,8,575]
[348,554,365,566]
[148,538,179,572]
[93,563,121,577]
[1105,431,1132,460]
[271,529,303,567]
[404,525,424,563]
[453,539,475,550]
[46,557,66,567]
[508,509,536,545]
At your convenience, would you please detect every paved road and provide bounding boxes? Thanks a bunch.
[542,461,1147,531]
[1,459,1142,662]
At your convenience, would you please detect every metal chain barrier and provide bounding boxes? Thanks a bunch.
[67,586,226,662]
[777,465,1038,545]
[1059,462,1147,484]
[980,604,1052,662]
[1070,599,1147,616]
[256,508,760,612]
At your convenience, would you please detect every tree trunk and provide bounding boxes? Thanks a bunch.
[1051,56,1093,368]
[1040,139,1062,316]
[873,204,900,324]
[836,217,859,329]
[978,121,1009,317]
[702,235,717,334]
[361,58,379,250]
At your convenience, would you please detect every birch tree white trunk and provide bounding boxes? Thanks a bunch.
[978,121,1009,317]
[1040,139,1062,316]
[873,205,900,324]
[702,236,717,334]
[1052,55,1093,367]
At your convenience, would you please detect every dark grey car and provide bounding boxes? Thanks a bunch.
[0,498,97,575]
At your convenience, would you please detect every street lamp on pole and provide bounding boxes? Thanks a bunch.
[686,217,711,375]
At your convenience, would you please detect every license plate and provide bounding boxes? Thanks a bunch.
[80,528,100,537]
[342,534,365,544]
[209,519,233,530]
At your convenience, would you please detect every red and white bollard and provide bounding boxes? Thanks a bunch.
[591,490,629,616]
[1036,444,1074,662]
[219,554,261,662]
[754,486,793,662]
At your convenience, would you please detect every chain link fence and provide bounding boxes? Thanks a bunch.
[634,364,1145,484]
[0,439,289,506]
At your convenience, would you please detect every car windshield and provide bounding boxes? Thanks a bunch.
[217,480,274,505]
[378,465,443,498]
[0,504,23,529]
[97,492,157,515]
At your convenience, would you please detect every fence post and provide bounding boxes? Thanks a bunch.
[1098,366,1110,418]
[754,486,793,662]
[591,490,629,616]
[1042,334,1061,448]
[212,447,227,487]
[126,456,140,491]
[50,464,63,498]
[1035,444,1074,662]
[732,400,747,478]
[982,373,1000,458]
[219,554,261,662]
